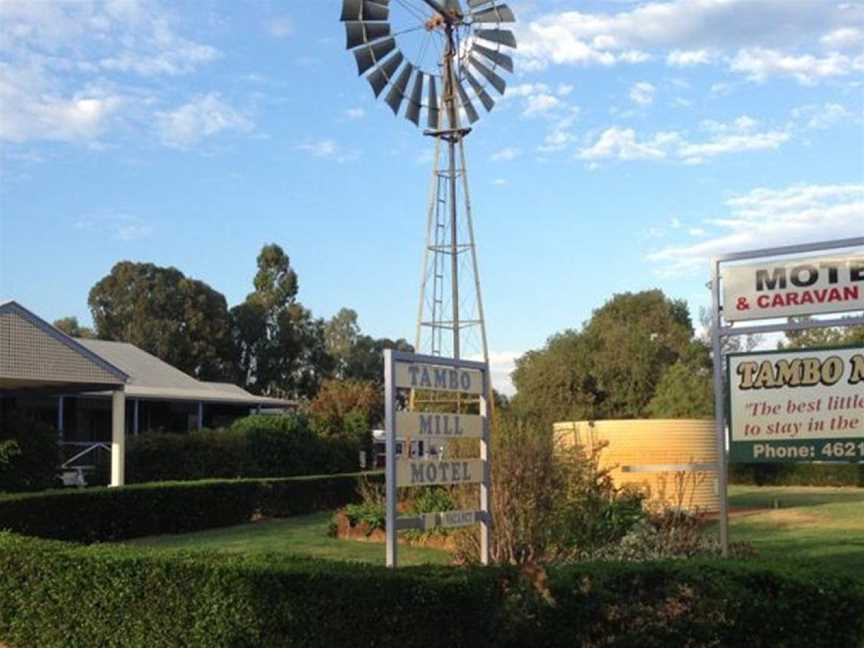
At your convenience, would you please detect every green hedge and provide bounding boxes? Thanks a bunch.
[729,462,864,487]
[0,534,861,648]
[0,473,383,543]
[126,414,362,483]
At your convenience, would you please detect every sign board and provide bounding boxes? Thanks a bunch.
[721,254,863,322]
[395,411,484,439]
[728,346,864,463]
[396,459,484,486]
[394,361,484,394]
[384,350,490,567]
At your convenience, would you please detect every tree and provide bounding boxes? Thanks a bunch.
[53,317,94,338]
[698,306,761,355]
[325,308,361,378]
[645,358,714,419]
[511,290,695,422]
[308,378,382,437]
[231,244,333,399]
[88,262,234,380]
[780,315,864,349]
[343,335,414,383]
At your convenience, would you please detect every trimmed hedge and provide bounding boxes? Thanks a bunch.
[729,462,864,487]
[0,533,861,648]
[0,472,383,543]
[126,414,363,484]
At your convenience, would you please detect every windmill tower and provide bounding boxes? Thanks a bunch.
[340,0,516,384]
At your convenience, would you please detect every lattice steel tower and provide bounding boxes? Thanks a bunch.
[339,0,517,366]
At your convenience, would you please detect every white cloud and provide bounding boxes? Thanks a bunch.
[730,48,864,85]
[296,138,359,163]
[648,184,864,275]
[629,81,655,105]
[577,117,791,164]
[523,94,560,116]
[268,16,294,38]
[155,94,253,148]
[820,27,864,50]
[491,147,521,161]
[557,83,574,96]
[492,178,507,186]
[0,0,221,144]
[516,0,863,81]
[345,107,366,120]
[667,49,713,66]
[793,102,854,129]
[577,127,667,161]
[0,64,124,142]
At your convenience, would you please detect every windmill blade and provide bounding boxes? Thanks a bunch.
[427,76,440,129]
[345,21,391,49]
[472,4,515,23]
[405,71,424,126]
[470,55,506,94]
[473,43,513,72]
[354,37,396,75]
[366,50,404,96]
[456,80,480,124]
[464,69,494,112]
[340,0,389,22]
[475,29,517,49]
[385,63,414,115]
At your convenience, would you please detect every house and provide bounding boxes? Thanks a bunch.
[0,300,293,486]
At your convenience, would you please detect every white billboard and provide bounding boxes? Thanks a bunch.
[728,346,864,463]
[721,254,863,322]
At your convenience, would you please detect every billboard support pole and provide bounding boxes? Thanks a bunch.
[710,262,730,557]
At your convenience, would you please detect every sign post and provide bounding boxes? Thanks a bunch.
[384,349,491,567]
[710,237,864,556]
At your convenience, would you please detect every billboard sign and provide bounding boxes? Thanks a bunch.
[721,254,863,322]
[728,346,864,463]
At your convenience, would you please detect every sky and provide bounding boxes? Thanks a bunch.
[0,0,862,394]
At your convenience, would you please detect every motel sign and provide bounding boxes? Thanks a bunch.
[383,350,491,568]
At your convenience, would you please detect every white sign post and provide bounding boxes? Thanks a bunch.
[384,349,490,568]
[710,237,864,557]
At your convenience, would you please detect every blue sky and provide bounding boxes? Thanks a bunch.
[0,0,862,393]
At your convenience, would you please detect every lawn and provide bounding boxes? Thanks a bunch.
[725,485,864,577]
[126,486,864,574]
[126,511,451,566]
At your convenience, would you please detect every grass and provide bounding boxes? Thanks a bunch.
[126,486,864,574]
[126,511,451,566]
[725,485,864,577]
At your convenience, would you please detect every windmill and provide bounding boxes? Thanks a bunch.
[339,0,517,378]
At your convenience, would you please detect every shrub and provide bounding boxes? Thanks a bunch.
[0,533,860,648]
[0,473,382,543]
[729,462,864,487]
[0,414,59,492]
[454,416,644,564]
[126,414,360,483]
[126,428,246,482]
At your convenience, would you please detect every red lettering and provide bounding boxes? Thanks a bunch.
[844,286,860,301]
[757,295,770,308]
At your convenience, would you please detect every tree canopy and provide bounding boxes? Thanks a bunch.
[230,244,332,399]
[88,262,234,380]
[511,290,695,422]
[780,316,864,349]
[53,317,94,339]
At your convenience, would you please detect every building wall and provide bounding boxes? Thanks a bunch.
[554,419,720,513]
